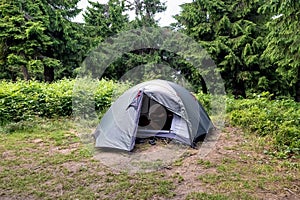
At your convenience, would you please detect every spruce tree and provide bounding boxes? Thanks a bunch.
[0,0,54,80]
[0,0,88,82]
[84,0,129,46]
[175,0,269,98]
[260,1,300,101]
[126,0,166,27]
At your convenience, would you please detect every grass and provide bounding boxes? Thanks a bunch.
[186,192,231,200]
[194,130,300,199]
[0,117,299,199]
[197,159,216,168]
[0,118,175,199]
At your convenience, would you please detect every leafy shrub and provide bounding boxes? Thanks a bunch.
[194,92,211,112]
[0,79,128,125]
[0,79,75,124]
[1,80,299,158]
[227,93,300,157]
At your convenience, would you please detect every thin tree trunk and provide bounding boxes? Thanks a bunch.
[200,76,208,94]
[295,78,300,102]
[44,66,54,83]
[232,79,246,99]
[21,65,31,81]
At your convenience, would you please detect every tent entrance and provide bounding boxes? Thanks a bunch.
[137,95,174,139]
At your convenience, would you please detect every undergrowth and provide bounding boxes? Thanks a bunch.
[0,79,129,124]
[1,80,299,158]
[227,93,300,158]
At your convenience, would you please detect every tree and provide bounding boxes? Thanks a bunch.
[0,0,55,81]
[84,0,129,46]
[126,0,166,27]
[0,0,88,82]
[82,0,207,92]
[37,0,87,82]
[174,0,270,98]
[259,1,300,101]
[83,1,168,80]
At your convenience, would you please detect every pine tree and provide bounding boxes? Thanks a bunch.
[0,0,88,82]
[260,1,300,101]
[175,0,269,98]
[82,0,205,91]
[83,0,169,81]
[84,0,129,46]
[0,0,54,80]
[126,0,166,27]
[37,0,86,82]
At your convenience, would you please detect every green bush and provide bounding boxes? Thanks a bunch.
[0,79,128,125]
[1,80,299,157]
[194,92,212,113]
[227,93,300,157]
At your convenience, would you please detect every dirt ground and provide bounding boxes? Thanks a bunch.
[1,123,299,200]
[162,127,300,200]
[93,126,299,199]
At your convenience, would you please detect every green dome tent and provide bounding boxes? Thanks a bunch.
[94,79,213,151]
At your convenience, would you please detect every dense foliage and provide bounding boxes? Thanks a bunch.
[0,0,90,82]
[0,0,299,101]
[228,93,300,157]
[1,79,299,158]
[228,93,300,156]
[83,0,129,46]
[259,0,300,102]
[0,79,120,124]
[174,0,299,101]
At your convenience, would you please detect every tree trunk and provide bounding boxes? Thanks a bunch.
[21,65,31,81]
[44,66,54,83]
[232,79,246,99]
[200,76,208,94]
[295,78,300,102]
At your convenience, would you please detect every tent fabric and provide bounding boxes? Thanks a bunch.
[170,114,190,144]
[94,79,213,151]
